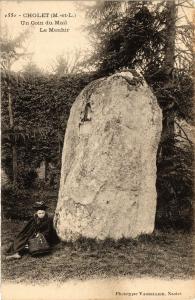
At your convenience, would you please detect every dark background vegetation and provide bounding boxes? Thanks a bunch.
[1,1,194,230]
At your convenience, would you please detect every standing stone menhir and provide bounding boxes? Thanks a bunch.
[54,70,162,241]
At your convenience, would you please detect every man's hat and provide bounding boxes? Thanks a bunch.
[33,201,48,210]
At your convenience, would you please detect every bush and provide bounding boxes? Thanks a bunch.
[155,137,194,231]
[2,184,32,220]
[1,184,47,220]
[17,165,38,189]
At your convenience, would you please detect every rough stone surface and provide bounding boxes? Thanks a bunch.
[54,70,162,241]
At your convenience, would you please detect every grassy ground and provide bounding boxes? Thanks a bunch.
[1,218,194,284]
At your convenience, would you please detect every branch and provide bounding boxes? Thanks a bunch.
[176,1,187,6]
[181,6,192,25]
[176,15,185,21]
[176,0,194,7]
[174,134,192,144]
[178,4,194,8]
[186,0,194,7]
[174,120,193,147]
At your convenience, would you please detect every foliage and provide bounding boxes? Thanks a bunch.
[83,1,194,120]
[1,184,33,220]
[0,29,30,71]
[1,69,97,187]
[50,49,85,75]
[22,60,44,77]
[156,136,193,230]
[1,184,57,220]
[84,3,162,75]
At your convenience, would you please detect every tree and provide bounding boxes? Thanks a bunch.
[22,60,44,77]
[51,49,85,76]
[1,29,30,185]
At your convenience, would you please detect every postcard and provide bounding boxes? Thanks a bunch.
[1,1,194,299]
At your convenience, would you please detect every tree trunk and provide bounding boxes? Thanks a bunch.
[164,0,176,77]
[162,0,177,145]
[8,85,17,185]
[44,159,48,183]
[58,130,61,157]
[12,144,18,185]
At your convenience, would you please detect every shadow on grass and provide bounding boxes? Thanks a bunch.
[63,231,175,252]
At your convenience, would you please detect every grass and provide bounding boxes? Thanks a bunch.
[1,218,194,284]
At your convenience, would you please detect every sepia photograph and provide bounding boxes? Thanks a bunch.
[1,1,195,299]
